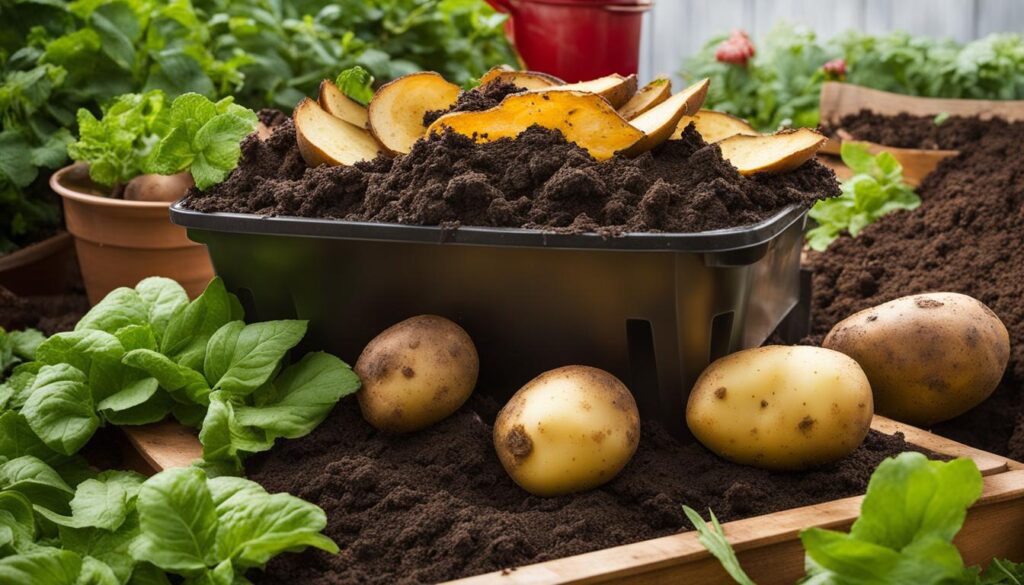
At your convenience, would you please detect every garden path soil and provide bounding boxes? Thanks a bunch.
[249,396,921,585]
[806,116,1024,459]
[183,114,838,235]
[827,109,990,150]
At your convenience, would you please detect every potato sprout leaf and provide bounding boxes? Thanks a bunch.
[336,65,375,105]
[800,453,982,585]
[143,93,258,190]
[806,142,920,251]
[683,506,757,585]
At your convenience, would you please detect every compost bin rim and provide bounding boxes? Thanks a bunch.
[169,202,806,253]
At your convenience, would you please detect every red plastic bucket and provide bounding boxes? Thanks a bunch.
[486,0,652,82]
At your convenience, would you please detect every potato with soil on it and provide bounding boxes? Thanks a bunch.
[686,346,874,471]
[823,292,1010,426]
[355,315,478,433]
[493,366,640,497]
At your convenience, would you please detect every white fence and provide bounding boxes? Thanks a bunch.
[640,0,1024,84]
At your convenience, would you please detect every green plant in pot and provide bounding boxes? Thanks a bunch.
[51,91,257,304]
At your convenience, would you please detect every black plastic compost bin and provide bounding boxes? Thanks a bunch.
[170,203,809,431]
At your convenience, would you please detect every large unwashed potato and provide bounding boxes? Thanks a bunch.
[686,346,874,471]
[494,366,640,496]
[355,315,478,433]
[823,292,1010,426]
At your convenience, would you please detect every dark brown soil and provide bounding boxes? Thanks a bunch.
[0,285,88,336]
[182,118,839,235]
[807,116,1024,458]
[249,395,923,585]
[422,81,523,127]
[829,109,989,150]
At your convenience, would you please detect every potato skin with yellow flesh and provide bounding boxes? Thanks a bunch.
[686,346,874,471]
[494,366,640,497]
[355,315,478,433]
[823,292,1010,426]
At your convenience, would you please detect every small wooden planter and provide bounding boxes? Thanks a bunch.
[124,416,1024,585]
[817,82,1024,187]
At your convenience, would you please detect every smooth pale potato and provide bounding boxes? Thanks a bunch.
[355,315,478,433]
[686,346,874,471]
[823,292,1010,426]
[494,366,640,496]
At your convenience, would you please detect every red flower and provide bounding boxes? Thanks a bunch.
[715,29,756,67]
[823,58,847,78]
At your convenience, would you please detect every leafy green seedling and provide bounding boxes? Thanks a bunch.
[806,142,920,251]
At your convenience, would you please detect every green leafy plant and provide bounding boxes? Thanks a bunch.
[0,327,44,375]
[806,142,920,251]
[336,65,375,105]
[0,457,336,584]
[683,24,1024,132]
[1,0,512,254]
[688,453,1024,585]
[143,93,258,190]
[0,276,360,471]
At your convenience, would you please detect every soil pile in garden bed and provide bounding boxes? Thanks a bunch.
[422,80,522,127]
[249,396,921,585]
[0,285,88,335]
[828,109,989,150]
[183,113,838,235]
[807,116,1024,458]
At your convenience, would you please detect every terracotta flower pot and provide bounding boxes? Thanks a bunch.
[0,231,78,295]
[49,164,214,304]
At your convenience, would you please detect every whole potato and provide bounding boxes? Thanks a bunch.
[355,315,478,433]
[493,366,640,497]
[823,292,1010,426]
[686,346,873,471]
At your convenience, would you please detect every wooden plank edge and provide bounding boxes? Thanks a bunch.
[873,414,1008,476]
[123,421,202,473]
[819,82,1024,124]
[449,470,1024,585]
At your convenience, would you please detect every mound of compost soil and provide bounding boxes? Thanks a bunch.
[422,80,523,127]
[807,116,1024,458]
[0,285,88,336]
[829,109,989,150]
[183,116,838,235]
[249,396,921,585]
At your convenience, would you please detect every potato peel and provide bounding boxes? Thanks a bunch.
[717,128,827,175]
[318,80,369,129]
[618,78,671,120]
[547,73,638,109]
[368,72,461,155]
[672,109,757,143]
[623,78,710,156]
[482,69,565,90]
[294,98,382,167]
[426,90,644,161]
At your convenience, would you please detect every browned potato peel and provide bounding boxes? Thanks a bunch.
[673,109,757,143]
[318,79,369,129]
[427,90,644,161]
[294,98,382,167]
[618,78,671,120]
[368,72,461,155]
[548,73,638,108]
[717,128,827,175]
[623,78,710,156]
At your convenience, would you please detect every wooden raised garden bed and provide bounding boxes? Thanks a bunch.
[817,82,1024,186]
[123,414,1024,585]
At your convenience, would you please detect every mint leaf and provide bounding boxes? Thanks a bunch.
[131,467,219,573]
[0,455,74,514]
[0,548,82,585]
[336,66,374,105]
[209,475,337,568]
[135,277,189,342]
[143,93,257,190]
[237,352,360,441]
[122,350,211,405]
[76,287,150,335]
[22,364,100,455]
[160,278,234,372]
[37,471,143,531]
[203,320,308,396]
[801,453,982,585]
